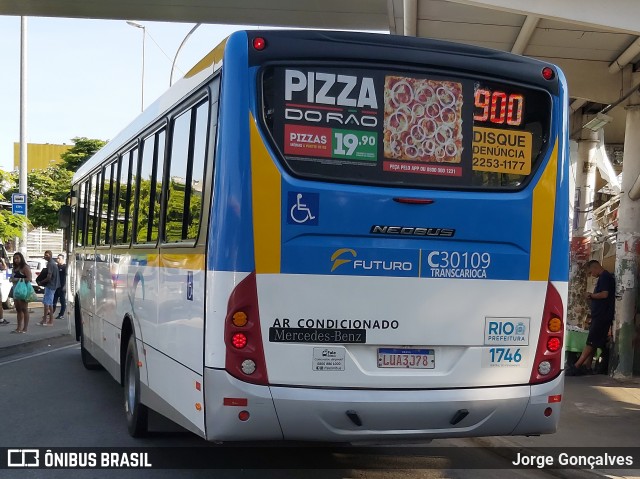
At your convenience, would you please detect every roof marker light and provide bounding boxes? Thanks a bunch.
[542,67,555,80]
[253,37,266,51]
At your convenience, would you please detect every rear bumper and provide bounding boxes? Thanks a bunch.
[203,368,563,442]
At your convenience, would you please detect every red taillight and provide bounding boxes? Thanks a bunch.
[252,37,266,51]
[547,337,561,352]
[542,67,555,80]
[530,282,564,385]
[224,272,268,385]
[232,333,247,349]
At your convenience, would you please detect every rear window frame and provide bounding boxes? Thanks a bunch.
[258,60,554,192]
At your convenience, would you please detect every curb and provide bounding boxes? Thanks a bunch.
[0,333,76,360]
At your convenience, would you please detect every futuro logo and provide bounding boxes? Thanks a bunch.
[330,248,357,272]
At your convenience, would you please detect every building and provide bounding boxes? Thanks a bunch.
[12,143,71,171]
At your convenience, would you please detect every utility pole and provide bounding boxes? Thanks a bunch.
[19,16,28,255]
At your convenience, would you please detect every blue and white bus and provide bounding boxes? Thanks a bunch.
[69,30,569,442]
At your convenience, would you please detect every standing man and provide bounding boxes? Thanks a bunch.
[53,254,67,320]
[567,260,616,375]
[38,250,60,326]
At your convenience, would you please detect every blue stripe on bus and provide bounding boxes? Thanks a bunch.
[208,31,256,273]
[279,176,534,280]
[549,73,570,282]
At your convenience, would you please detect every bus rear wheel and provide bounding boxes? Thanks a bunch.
[124,335,148,437]
[77,303,101,371]
[80,333,102,370]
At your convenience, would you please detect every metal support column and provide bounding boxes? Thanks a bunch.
[611,102,640,378]
[567,130,598,327]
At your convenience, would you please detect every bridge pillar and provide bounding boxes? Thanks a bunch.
[567,130,598,328]
[611,102,640,378]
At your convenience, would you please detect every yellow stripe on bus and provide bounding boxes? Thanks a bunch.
[184,38,228,79]
[529,142,558,281]
[159,254,205,270]
[132,253,205,270]
[250,113,282,274]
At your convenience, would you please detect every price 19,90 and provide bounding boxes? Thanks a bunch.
[333,130,378,161]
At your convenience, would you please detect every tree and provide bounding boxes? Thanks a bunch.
[4,165,73,231]
[1,136,107,233]
[25,166,74,231]
[60,137,107,172]
[0,169,29,240]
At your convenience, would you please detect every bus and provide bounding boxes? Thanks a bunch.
[67,30,569,442]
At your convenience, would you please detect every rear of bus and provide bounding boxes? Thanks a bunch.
[204,31,569,442]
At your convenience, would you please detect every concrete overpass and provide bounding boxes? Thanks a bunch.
[2,0,640,142]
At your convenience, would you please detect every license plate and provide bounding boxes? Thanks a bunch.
[377,348,435,369]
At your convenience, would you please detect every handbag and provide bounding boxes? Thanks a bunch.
[25,283,38,303]
[36,267,48,286]
[13,280,29,301]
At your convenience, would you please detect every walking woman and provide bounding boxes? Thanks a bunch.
[10,252,32,333]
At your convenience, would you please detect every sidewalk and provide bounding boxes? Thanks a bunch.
[476,374,640,477]
[0,301,74,358]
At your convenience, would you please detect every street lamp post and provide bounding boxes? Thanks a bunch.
[170,23,201,87]
[19,16,28,254]
[126,21,146,112]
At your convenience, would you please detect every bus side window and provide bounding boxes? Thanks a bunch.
[87,172,101,247]
[76,181,87,247]
[165,108,191,242]
[100,162,115,245]
[127,148,139,244]
[150,130,166,243]
[187,102,208,240]
[165,100,209,243]
[115,151,131,244]
[135,135,155,244]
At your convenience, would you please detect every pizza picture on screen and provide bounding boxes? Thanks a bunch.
[383,75,463,164]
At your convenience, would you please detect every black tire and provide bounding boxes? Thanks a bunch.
[76,302,101,371]
[80,331,102,370]
[124,335,148,437]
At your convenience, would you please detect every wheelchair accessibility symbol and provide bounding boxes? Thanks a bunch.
[287,192,319,226]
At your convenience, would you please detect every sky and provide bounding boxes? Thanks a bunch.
[0,17,249,171]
